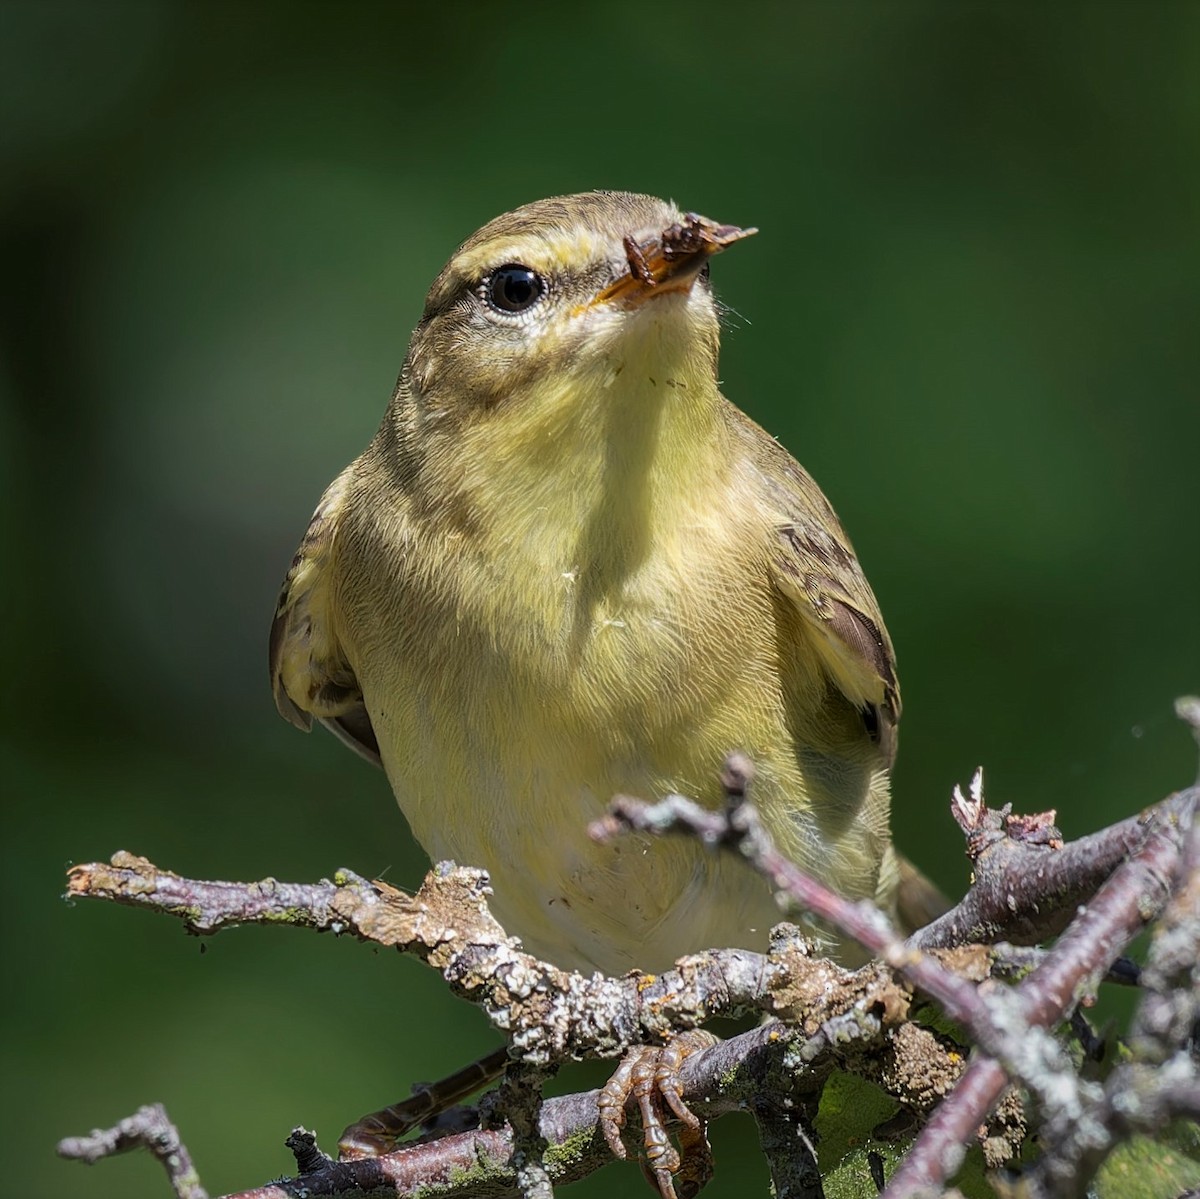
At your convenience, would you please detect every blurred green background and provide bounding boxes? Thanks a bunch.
[3,2,1198,1196]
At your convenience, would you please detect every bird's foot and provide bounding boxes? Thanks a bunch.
[338,1046,508,1158]
[598,1030,718,1199]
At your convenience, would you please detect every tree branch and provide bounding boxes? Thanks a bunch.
[60,747,1200,1197]
[913,772,1194,951]
[883,786,1195,1198]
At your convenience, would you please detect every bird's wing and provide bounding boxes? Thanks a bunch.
[730,407,900,761]
[269,469,381,766]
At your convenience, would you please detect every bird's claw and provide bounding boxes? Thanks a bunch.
[598,1030,718,1199]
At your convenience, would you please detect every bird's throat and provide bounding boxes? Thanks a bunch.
[465,338,728,602]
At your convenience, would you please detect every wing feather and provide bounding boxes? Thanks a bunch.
[269,469,381,766]
[729,407,900,757]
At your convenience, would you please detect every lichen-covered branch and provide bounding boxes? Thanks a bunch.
[59,713,1200,1199]
[65,854,776,1065]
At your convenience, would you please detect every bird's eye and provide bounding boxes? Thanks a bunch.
[485,264,545,314]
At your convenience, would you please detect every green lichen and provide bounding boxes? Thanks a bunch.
[814,1070,994,1199]
[1094,1130,1200,1198]
[543,1123,596,1174]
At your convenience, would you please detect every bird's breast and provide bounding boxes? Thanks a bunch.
[338,493,799,972]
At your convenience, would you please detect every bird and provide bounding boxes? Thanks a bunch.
[270,190,919,982]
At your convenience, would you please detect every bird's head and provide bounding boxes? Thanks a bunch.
[398,192,756,427]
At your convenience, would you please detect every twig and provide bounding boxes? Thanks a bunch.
[883,789,1195,1198]
[594,759,991,1033]
[488,1061,554,1199]
[1019,793,1200,1198]
[595,762,1171,1120]
[913,786,1194,950]
[57,1104,208,1199]
[58,1020,888,1199]
[65,854,773,1066]
[989,944,1141,988]
[62,852,966,1196]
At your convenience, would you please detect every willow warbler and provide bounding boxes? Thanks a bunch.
[271,191,915,975]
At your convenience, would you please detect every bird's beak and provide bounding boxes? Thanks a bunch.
[593,213,757,308]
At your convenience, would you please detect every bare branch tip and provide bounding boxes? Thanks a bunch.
[587,814,620,844]
[720,751,755,799]
[589,796,642,844]
[58,1104,207,1199]
[1174,694,1200,734]
[285,1127,331,1175]
[950,768,986,834]
[1176,697,1200,778]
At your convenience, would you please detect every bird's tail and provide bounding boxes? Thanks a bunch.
[893,852,952,934]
